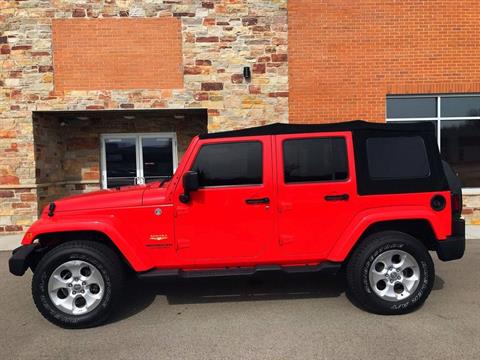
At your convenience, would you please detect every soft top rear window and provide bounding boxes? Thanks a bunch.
[366,136,431,180]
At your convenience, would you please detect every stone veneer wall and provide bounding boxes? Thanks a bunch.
[463,196,480,226]
[0,0,289,232]
[33,112,207,212]
[1,0,478,233]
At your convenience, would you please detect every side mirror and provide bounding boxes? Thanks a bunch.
[179,171,199,203]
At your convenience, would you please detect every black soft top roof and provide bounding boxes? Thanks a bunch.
[199,120,435,139]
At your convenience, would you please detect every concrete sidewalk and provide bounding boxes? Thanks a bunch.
[0,233,23,251]
[467,225,480,239]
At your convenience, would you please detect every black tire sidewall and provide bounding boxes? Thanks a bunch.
[33,244,119,328]
[349,233,435,314]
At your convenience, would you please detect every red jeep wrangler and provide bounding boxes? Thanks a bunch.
[9,121,465,328]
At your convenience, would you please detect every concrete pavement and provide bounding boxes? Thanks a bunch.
[1,239,480,360]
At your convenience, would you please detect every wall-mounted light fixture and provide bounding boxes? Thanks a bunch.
[243,66,251,81]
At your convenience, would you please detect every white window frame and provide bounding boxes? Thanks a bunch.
[100,132,178,189]
[386,94,480,194]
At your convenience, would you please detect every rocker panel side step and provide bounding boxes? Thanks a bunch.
[137,262,341,279]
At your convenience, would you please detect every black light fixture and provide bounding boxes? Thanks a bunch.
[243,66,251,81]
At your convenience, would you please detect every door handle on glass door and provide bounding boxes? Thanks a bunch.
[134,177,145,185]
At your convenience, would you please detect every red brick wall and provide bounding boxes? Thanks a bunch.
[52,18,183,93]
[288,0,480,123]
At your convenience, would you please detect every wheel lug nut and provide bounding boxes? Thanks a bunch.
[68,283,72,287]
[82,281,86,285]
[72,291,76,295]
[81,290,85,294]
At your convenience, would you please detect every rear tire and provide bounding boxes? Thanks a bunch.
[346,231,435,315]
[32,241,124,328]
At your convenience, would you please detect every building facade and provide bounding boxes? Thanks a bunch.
[0,0,479,233]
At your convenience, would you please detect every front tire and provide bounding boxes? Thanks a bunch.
[346,231,435,315]
[32,241,124,328]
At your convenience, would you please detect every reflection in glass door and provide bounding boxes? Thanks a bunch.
[101,133,177,189]
[141,136,174,184]
[102,137,138,188]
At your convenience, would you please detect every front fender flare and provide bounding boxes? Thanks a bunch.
[22,217,153,272]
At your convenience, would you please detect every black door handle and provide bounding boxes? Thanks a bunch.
[245,197,270,205]
[324,194,349,201]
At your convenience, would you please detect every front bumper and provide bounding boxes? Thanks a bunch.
[436,218,465,262]
[9,244,38,276]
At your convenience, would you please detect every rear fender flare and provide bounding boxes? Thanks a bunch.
[327,207,441,262]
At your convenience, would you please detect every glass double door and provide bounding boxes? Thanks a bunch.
[101,133,177,189]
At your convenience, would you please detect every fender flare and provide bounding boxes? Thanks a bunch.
[327,206,441,262]
[22,217,153,272]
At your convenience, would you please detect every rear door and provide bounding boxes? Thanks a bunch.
[174,136,275,264]
[275,132,356,259]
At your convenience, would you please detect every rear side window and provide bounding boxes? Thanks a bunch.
[366,136,430,179]
[191,141,262,187]
[283,137,348,183]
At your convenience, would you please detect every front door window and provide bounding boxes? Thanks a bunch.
[101,133,177,188]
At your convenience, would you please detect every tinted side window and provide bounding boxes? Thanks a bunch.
[283,137,348,183]
[366,136,430,179]
[192,142,262,187]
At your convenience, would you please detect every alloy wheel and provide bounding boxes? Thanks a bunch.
[368,249,420,302]
[47,260,105,315]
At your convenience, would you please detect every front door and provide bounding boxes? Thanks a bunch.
[174,136,275,264]
[275,132,356,259]
[101,133,178,188]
